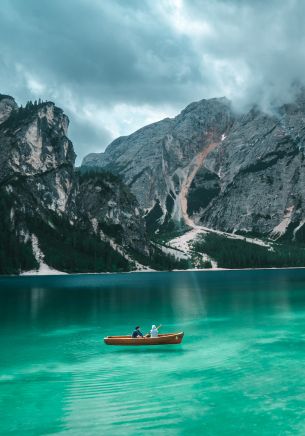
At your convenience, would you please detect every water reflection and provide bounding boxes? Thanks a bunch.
[2,270,305,435]
[0,270,304,331]
[30,288,48,320]
[169,272,207,321]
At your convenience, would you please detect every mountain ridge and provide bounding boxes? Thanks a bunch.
[3,90,305,274]
[83,96,233,233]
[0,94,189,274]
[82,91,305,242]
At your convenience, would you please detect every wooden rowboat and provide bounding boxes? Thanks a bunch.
[104,332,184,346]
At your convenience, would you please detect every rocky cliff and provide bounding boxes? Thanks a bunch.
[4,88,305,274]
[0,95,155,274]
[83,92,305,242]
[197,98,305,240]
[83,98,233,229]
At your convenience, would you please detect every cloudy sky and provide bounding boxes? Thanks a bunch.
[0,0,304,164]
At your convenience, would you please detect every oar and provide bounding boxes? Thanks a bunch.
[145,324,162,338]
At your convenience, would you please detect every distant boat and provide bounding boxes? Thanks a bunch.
[104,332,184,346]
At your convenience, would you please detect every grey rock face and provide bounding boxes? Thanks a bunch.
[198,98,305,237]
[0,101,76,215]
[0,96,149,272]
[76,171,149,253]
[82,92,305,239]
[83,98,234,222]
[187,167,220,216]
[0,95,18,125]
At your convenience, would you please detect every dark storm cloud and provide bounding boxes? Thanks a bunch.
[0,0,200,104]
[0,0,304,162]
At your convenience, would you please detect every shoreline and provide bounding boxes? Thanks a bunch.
[4,265,305,278]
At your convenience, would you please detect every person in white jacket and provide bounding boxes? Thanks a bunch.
[150,325,159,338]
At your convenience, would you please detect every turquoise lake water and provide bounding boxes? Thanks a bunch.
[1,269,305,435]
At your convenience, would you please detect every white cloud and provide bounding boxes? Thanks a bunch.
[72,102,177,152]
[157,0,213,39]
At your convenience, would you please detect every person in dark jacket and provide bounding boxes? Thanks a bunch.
[132,326,144,338]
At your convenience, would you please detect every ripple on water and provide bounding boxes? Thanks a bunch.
[3,270,305,435]
[41,326,96,337]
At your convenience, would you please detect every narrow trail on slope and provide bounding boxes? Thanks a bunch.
[180,141,219,228]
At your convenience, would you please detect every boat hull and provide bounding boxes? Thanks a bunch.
[104,332,184,346]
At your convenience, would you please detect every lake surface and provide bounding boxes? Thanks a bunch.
[1,270,305,435]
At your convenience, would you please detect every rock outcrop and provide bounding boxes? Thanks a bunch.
[4,87,305,274]
[83,98,233,226]
[0,95,18,124]
[76,169,148,255]
[0,96,150,274]
[198,98,305,239]
[0,100,76,216]
[83,92,305,241]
